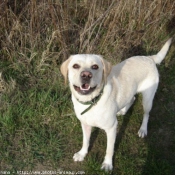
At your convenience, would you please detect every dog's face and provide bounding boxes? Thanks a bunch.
[68,55,104,95]
[61,54,111,101]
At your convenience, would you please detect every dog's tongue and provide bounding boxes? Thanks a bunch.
[80,84,90,91]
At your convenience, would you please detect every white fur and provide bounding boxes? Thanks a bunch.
[60,38,172,171]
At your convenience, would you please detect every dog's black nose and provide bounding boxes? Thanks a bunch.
[81,71,92,79]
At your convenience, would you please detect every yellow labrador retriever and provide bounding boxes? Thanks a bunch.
[60,38,172,171]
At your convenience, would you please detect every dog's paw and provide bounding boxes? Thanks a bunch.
[73,152,86,162]
[117,110,126,116]
[101,162,113,171]
[138,128,147,138]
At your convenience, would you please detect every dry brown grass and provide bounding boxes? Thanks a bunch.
[1,0,174,66]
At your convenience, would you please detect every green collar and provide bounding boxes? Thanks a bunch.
[77,87,104,115]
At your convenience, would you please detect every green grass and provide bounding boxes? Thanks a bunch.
[0,56,175,174]
[0,84,64,170]
[0,0,175,174]
[2,74,175,174]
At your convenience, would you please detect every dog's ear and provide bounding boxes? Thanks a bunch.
[100,57,112,84]
[60,56,72,84]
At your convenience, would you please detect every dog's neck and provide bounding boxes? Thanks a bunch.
[76,86,104,115]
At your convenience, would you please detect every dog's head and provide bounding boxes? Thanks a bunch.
[60,54,112,102]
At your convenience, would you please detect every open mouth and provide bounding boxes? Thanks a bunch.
[73,84,96,95]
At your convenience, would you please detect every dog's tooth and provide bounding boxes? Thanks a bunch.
[80,84,90,91]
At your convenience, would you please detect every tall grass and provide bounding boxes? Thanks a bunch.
[0,0,175,174]
[1,1,174,66]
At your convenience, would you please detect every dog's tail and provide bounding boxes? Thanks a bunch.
[150,38,172,64]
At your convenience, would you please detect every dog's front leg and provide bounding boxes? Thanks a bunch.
[73,123,92,162]
[101,121,117,171]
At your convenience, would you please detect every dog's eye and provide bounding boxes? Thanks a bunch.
[91,64,99,70]
[73,64,80,69]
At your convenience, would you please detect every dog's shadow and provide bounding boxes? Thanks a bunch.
[114,108,134,150]
[88,128,100,152]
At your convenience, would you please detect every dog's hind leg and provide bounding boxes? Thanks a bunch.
[117,97,135,116]
[138,83,158,138]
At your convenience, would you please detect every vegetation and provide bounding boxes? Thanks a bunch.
[0,0,175,174]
